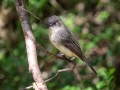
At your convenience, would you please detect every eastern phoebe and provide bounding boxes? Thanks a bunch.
[46,15,97,75]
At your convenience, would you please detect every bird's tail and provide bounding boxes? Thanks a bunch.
[79,54,97,75]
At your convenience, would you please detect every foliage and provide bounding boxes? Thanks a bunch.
[0,0,119,90]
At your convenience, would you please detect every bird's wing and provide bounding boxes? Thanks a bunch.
[58,30,83,60]
[58,30,97,75]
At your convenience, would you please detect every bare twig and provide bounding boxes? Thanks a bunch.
[36,42,54,56]
[19,6,42,22]
[45,59,76,82]
[36,43,77,82]
[14,0,47,90]
[24,85,33,90]
[36,42,72,62]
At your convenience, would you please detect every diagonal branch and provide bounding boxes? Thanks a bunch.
[45,59,76,82]
[36,42,72,62]
[14,0,48,90]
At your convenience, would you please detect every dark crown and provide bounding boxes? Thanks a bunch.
[46,15,60,28]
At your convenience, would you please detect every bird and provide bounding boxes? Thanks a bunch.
[45,15,97,75]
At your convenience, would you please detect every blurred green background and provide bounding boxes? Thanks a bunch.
[0,0,120,90]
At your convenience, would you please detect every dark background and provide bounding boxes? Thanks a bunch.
[0,0,119,90]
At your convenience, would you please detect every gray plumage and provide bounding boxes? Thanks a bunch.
[46,15,97,75]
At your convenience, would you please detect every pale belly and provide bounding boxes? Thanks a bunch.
[51,41,77,57]
[49,31,77,57]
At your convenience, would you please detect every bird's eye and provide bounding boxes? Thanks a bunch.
[53,21,58,25]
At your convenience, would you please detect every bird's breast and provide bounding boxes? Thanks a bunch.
[49,30,77,57]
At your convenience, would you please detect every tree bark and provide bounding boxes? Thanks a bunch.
[14,0,48,89]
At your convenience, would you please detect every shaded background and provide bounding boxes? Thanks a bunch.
[0,0,119,90]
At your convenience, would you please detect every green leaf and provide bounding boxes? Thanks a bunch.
[97,81,106,89]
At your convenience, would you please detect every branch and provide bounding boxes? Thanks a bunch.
[14,0,48,90]
[36,42,72,63]
[45,59,76,82]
